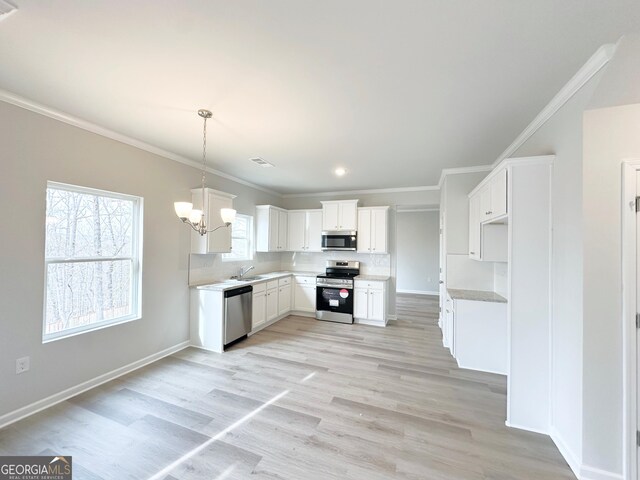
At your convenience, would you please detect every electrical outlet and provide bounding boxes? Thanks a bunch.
[16,356,30,374]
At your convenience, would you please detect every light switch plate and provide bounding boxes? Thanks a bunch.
[16,356,30,374]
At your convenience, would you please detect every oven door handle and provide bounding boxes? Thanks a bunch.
[316,284,353,289]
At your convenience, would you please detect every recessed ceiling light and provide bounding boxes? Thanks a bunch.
[334,167,347,177]
[0,0,17,21]
[250,157,274,168]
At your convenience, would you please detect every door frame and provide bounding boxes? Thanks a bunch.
[622,159,640,480]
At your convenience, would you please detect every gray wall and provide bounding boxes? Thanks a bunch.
[0,100,281,419]
[396,211,439,294]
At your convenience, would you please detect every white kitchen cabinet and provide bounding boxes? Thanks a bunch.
[278,277,292,316]
[252,282,267,329]
[468,194,481,260]
[353,279,387,326]
[321,200,359,231]
[453,298,507,375]
[357,207,389,254]
[478,168,507,222]
[443,294,454,351]
[293,276,316,312]
[287,210,323,252]
[256,205,288,252]
[266,286,278,321]
[190,188,236,254]
[468,168,508,261]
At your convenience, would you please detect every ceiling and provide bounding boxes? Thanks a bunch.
[0,1,638,194]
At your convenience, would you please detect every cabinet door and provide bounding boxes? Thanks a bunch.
[278,210,288,250]
[371,208,387,254]
[252,292,266,328]
[353,288,368,319]
[468,194,481,260]
[323,203,340,230]
[278,284,291,316]
[356,209,371,253]
[339,202,357,230]
[368,289,385,321]
[287,211,306,252]
[206,193,233,253]
[294,284,316,312]
[306,210,323,252]
[491,168,508,218]
[479,186,492,222]
[266,289,278,321]
[268,208,279,252]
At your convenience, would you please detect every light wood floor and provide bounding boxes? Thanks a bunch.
[0,294,574,479]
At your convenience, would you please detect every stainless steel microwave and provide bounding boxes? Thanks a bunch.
[321,231,357,251]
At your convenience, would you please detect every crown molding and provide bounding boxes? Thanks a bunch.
[396,208,439,213]
[0,89,282,197]
[437,165,493,188]
[492,43,616,168]
[282,185,439,199]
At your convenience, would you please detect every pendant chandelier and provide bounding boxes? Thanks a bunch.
[174,109,236,235]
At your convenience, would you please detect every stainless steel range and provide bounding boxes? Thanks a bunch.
[316,260,360,324]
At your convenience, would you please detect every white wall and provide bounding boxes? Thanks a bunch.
[0,100,282,420]
[396,211,439,294]
[580,35,640,475]
[511,33,640,477]
[513,69,604,468]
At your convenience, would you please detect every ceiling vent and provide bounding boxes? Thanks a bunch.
[0,1,17,21]
[250,157,274,168]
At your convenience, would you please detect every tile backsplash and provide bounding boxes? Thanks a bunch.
[189,250,391,286]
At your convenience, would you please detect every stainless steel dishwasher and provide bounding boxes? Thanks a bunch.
[224,285,253,348]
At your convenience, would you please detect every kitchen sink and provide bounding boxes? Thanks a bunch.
[236,275,267,281]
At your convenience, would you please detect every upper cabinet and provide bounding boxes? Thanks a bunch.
[357,207,389,254]
[468,194,481,260]
[287,210,323,252]
[191,188,235,254]
[479,168,507,222]
[321,200,359,231]
[256,205,288,252]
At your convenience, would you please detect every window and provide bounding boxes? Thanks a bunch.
[43,182,143,342]
[222,214,253,262]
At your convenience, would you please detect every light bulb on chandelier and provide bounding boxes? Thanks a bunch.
[174,109,236,235]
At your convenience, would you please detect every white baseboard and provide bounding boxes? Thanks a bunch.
[0,340,191,430]
[354,318,386,327]
[505,420,549,436]
[580,466,623,480]
[549,426,581,479]
[396,289,439,296]
[387,314,397,321]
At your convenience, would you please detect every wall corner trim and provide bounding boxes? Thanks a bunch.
[0,340,191,430]
[492,43,616,168]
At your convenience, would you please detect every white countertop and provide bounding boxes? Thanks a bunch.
[355,275,390,281]
[194,271,322,291]
[447,288,507,304]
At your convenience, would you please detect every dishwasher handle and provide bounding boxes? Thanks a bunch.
[224,285,253,298]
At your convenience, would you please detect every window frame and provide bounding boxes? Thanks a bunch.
[222,213,254,262]
[42,181,144,343]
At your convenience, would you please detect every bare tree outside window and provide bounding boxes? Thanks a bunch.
[43,182,142,341]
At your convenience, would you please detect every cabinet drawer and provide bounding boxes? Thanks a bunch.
[267,280,279,290]
[294,275,315,284]
[278,276,291,287]
[252,282,266,294]
[354,280,384,290]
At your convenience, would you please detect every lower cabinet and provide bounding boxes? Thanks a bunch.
[278,283,292,316]
[353,279,387,326]
[252,283,267,329]
[443,294,454,352]
[451,298,507,375]
[266,286,279,322]
[293,276,316,312]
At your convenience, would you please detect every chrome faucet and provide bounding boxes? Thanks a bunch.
[237,265,255,279]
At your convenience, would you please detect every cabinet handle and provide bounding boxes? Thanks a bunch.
[470,251,475,255]
[372,248,376,251]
